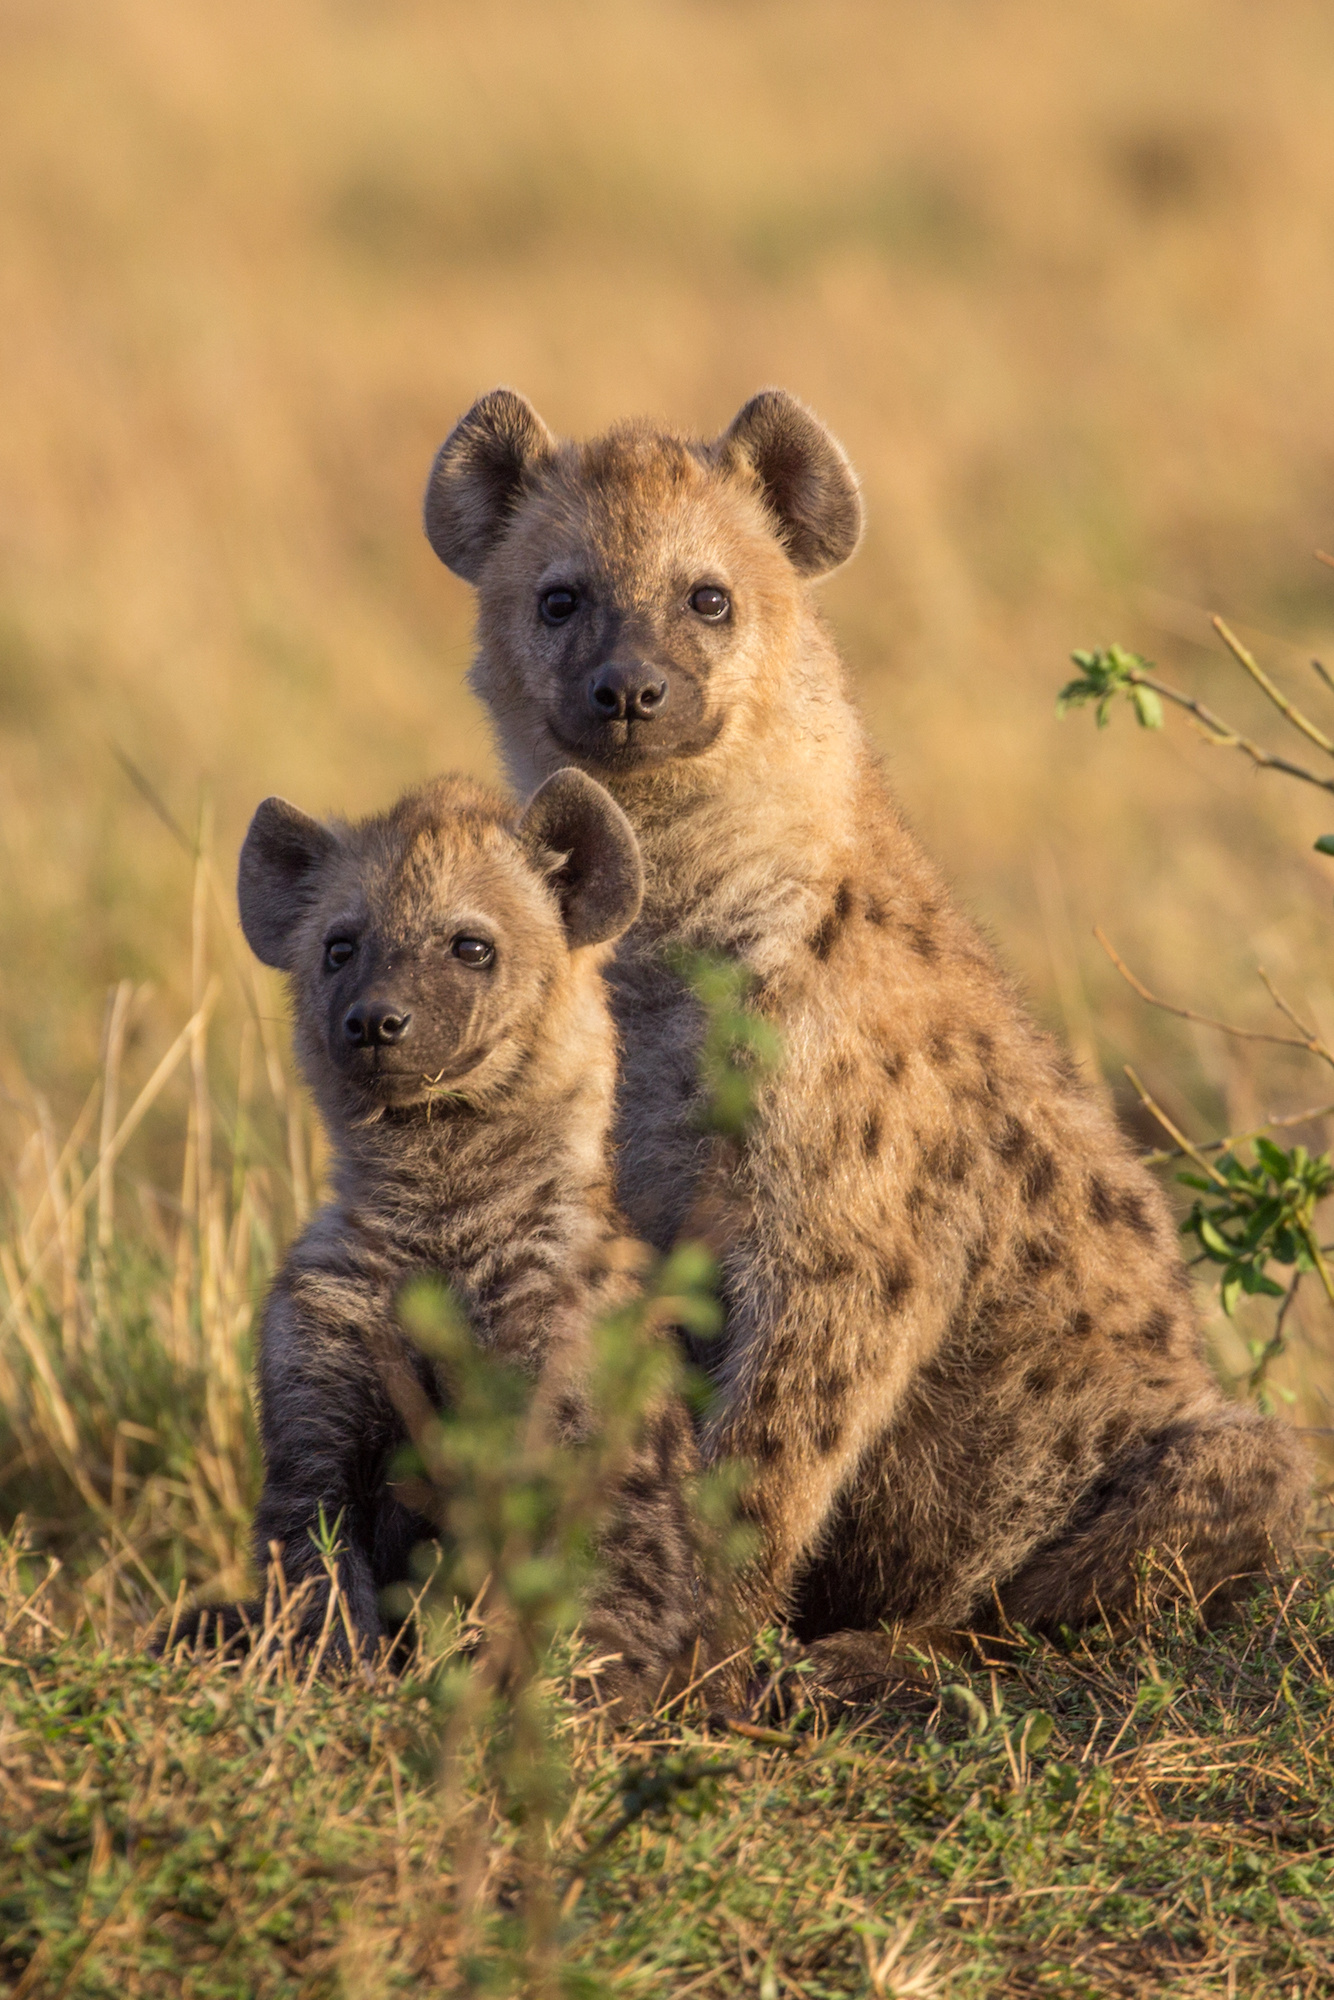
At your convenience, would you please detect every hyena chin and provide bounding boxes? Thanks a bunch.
[424,387,1310,1702]
[162,768,705,1715]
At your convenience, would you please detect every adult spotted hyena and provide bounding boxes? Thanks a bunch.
[175,771,703,1710]
[423,389,1309,1695]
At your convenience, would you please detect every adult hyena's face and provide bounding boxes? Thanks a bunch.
[478,440,799,777]
[235,772,643,1122]
[424,392,864,788]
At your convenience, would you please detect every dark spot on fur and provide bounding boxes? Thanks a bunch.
[927,1028,954,1067]
[924,1134,969,1184]
[752,1423,784,1465]
[808,880,854,961]
[878,1257,914,1310]
[1024,1364,1057,1396]
[807,916,837,960]
[908,924,939,962]
[993,1115,1030,1164]
[1138,1307,1173,1351]
[1021,1147,1058,1205]
[861,1112,882,1159]
[1088,1174,1116,1226]
[814,1414,844,1455]
[1020,1234,1062,1275]
[906,1180,928,1219]
[882,1049,906,1084]
[1067,1309,1094,1338]
[1118,1189,1154,1239]
[865,898,886,926]
[1099,1412,1133,1457]
[1055,1424,1083,1466]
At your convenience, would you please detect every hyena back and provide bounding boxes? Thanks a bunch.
[424,390,1310,1696]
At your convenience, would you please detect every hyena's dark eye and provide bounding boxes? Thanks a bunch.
[539,587,579,625]
[452,935,495,968]
[324,938,355,970]
[689,585,730,620]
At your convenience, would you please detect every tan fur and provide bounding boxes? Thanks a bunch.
[175,771,705,1710]
[427,391,1310,1700]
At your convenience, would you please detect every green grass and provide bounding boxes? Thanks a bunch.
[3,881,1334,1997]
[5,1540,1334,1997]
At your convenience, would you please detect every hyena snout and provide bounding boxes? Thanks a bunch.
[588,661,669,723]
[343,996,412,1049]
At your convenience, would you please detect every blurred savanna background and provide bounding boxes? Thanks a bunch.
[5,0,1334,1589]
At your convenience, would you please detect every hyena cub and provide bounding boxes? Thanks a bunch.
[213,768,701,1708]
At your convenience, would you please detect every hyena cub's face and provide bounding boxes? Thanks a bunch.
[237,770,642,1121]
[423,389,863,787]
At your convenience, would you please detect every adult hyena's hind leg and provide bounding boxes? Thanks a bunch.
[998,1404,1311,1633]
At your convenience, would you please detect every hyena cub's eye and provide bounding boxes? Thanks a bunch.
[452,935,495,968]
[539,586,579,625]
[324,938,355,971]
[689,585,730,621]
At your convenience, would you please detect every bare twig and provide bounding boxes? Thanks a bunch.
[1122,1068,1227,1188]
[1211,616,1334,758]
[1141,1099,1334,1170]
[1249,1274,1302,1392]
[1255,968,1333,1069]
[1125,668,1334,796]
[1095,928,1325,1057]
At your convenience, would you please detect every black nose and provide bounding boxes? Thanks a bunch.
[343,1000,411,1048]
[588,663,669,723]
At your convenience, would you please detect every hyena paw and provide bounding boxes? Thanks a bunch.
[803,1628,953,1707]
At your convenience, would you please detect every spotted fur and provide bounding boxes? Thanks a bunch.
[426,389,1310,1699]
[177,771,703,1710]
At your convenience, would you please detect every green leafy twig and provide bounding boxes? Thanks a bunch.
[1179,1140,1334,1316]
[1058,644,1334,799]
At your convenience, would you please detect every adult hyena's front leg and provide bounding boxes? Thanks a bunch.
[701,1270,922,1701]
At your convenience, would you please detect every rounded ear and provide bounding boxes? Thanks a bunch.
[237,797,339,971]
[518,768,644,950]
[716,388,863,577]
[423,387,556,582]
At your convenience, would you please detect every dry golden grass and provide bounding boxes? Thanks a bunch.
[6,0,1334,1430]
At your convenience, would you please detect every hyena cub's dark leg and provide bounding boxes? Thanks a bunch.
[997,1405,1310,1631]
[579,1397,711,1712]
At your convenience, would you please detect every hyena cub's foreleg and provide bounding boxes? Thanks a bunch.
[578,1397,710,1712]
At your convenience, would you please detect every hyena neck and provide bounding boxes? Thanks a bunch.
[618,664,880,974]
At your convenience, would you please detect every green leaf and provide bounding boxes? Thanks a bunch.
[1314,835,1334,855]
[941,1684,990,1738]
[1021,1710,1055,1754]
[1196,1217,1234,1259]
[1131,685,1164,729]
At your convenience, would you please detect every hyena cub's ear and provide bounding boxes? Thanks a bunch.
[423,387,556,582]
[237,798,340,971]
[519,768,644,950]
[717,388,863,577]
